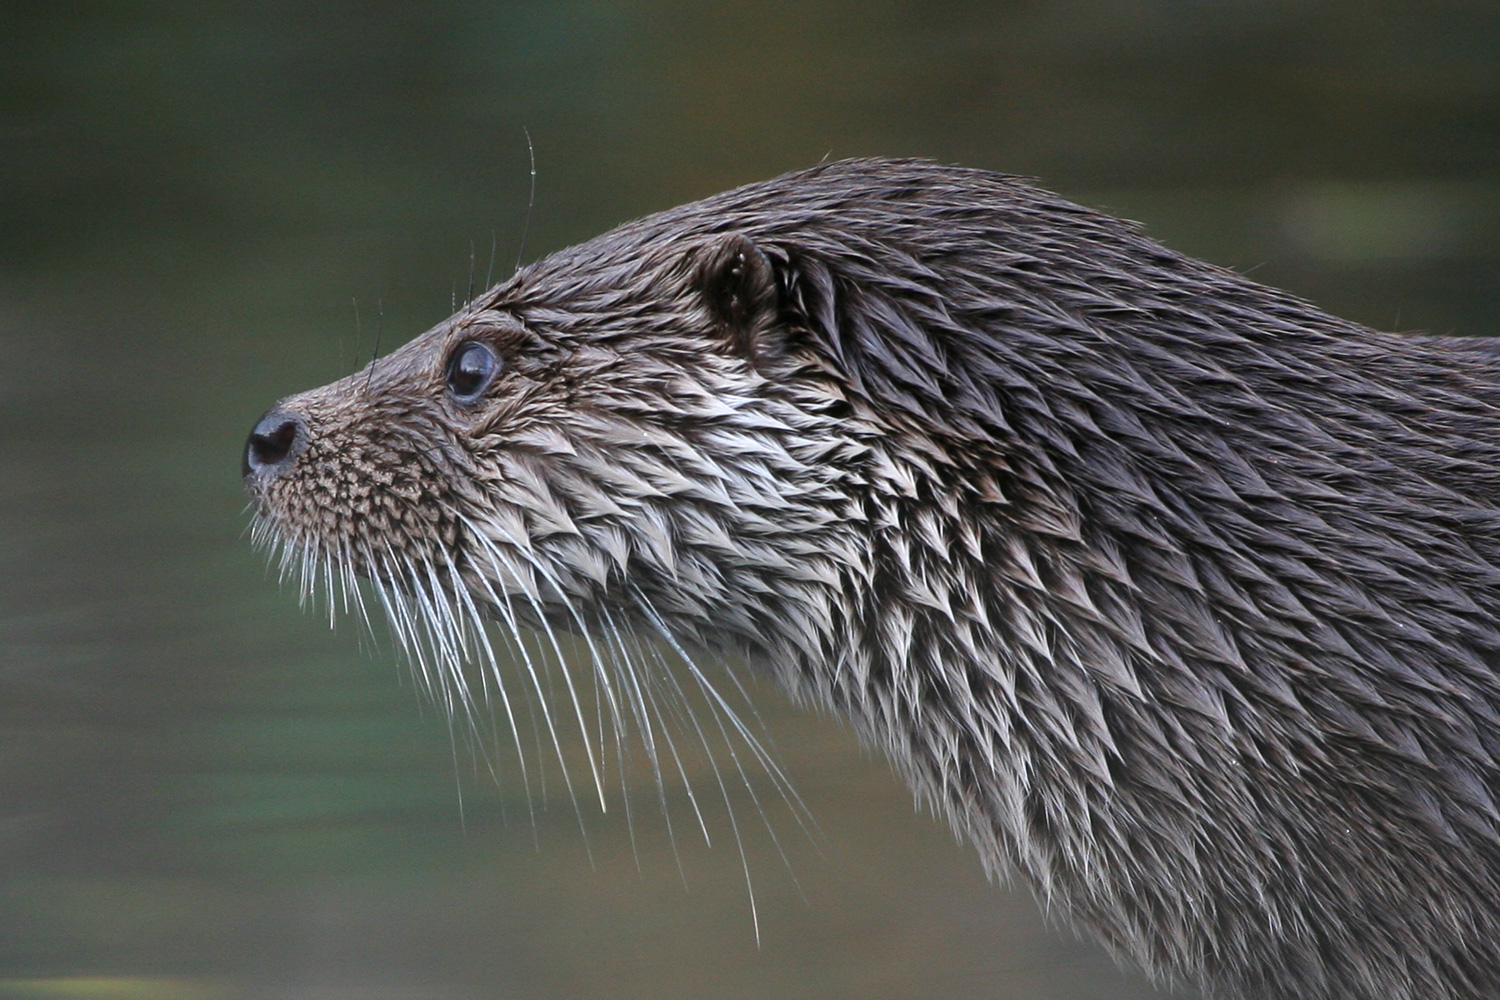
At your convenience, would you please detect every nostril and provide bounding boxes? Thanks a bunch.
[244,408,304,478]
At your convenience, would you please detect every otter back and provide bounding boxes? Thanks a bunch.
[245,158,1500,1000]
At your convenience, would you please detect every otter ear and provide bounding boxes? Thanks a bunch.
[694,232,786,369]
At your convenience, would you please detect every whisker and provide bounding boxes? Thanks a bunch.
[632,615,762,944]
[460,527,595,861]
[249,501,812,936]
[600,604,692,886]
[634,588,820,850]
[445,548,536,836]
[459,515,610,813]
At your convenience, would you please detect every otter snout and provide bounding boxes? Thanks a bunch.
[243,407,306,481]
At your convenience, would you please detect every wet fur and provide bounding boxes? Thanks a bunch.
[246,158,1500,1000]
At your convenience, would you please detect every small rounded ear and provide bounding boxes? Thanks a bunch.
[694,232,786,370]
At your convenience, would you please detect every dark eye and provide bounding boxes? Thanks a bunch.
[445,341,500,404]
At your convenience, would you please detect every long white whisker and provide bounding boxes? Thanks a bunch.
[444,547,536,831]
[600,604,693,886]
[460,517,609,812]
[625,590,765,943]
[634,587,819,850]
[252,491,815,940]
[460,527,594,859]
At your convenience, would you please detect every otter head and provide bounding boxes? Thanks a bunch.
[243,223,871,692]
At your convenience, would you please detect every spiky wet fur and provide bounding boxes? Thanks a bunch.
[247,158,1500,1000]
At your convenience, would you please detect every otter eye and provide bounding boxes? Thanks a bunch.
[445,341,500,404]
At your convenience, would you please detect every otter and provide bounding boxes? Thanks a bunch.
[243,158,1500,1000]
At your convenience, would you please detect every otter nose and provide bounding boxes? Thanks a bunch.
[243,407,305,479]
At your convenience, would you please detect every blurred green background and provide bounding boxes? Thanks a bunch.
[2,2,1497,998]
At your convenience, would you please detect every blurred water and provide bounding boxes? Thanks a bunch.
[1,2,1496,998]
